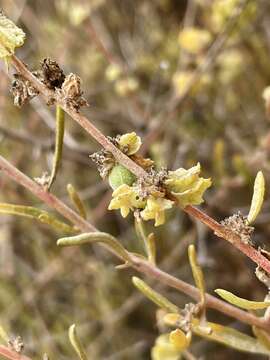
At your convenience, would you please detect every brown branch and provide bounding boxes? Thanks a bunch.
[0,346,32,360]
[130,255,270,331]
[9,53,270,275]
[0,155,96,233]
[0,155,269,332]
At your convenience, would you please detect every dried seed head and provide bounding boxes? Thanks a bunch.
[8,335,24,354]
[34,171,50,188]
[40,58,66,89]
[221,211,254,245]
[56,73,88,111]
[11,74,39,107]
[136,168,168,199]
[90,150,115,179]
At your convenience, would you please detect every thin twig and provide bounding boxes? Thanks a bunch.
[0,155,269,332]
[9,53,270,275]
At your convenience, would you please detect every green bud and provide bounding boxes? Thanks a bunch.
[108,164,136,190]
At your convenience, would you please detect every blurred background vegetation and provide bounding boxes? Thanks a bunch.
[1,0,270,358]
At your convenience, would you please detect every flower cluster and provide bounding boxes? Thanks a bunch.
[101,133,212,226]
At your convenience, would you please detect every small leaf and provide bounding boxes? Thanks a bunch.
[68,324,88,360]
[0,11,25,59]
[169,329,191,351]
[57,232,131,263]
[38,213,75,234]
[132,277,179,313]
[0,203,74,233]
[188,245,205,306]
[67,183,87,219]
[247,171,265,224]
[48,106,65,190]
[215,289,270,310]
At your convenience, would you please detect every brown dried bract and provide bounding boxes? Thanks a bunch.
[11,74,39,107]
[131,154,154,170]
[221,211,254,245]
[56,73,88,111]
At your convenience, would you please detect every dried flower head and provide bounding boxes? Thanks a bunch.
[56,73,88,111]
[40,58,66,89]
[11,73,39,107]
[8,335,24,354]
[136,168,168,199]
[34,171,50,188]
[221,212,254,245]
[90,150,115,179]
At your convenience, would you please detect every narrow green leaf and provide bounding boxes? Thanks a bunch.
[68,324,88,360]
[67,183,87,219]
[38,213,75,234]
[215,289,270,310]
[0,12,25,59]
[194,321,270,355]
[0,203,74,233]
[48,106,65,190]
[57,232,131,263]
[188,245,205,306]
[247,171,265,224]
[132,277,179,313]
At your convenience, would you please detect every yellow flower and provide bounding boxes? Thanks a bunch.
[165,163,211,208]
[118,132,142,155]
[169,329,191,351]
[172,71,211,97]
[105,64,122,82]
[108,184,145,218]
[114,77,139,97]
[151,334,182,360]
[178,27,212,54]
[141,196,174,226]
